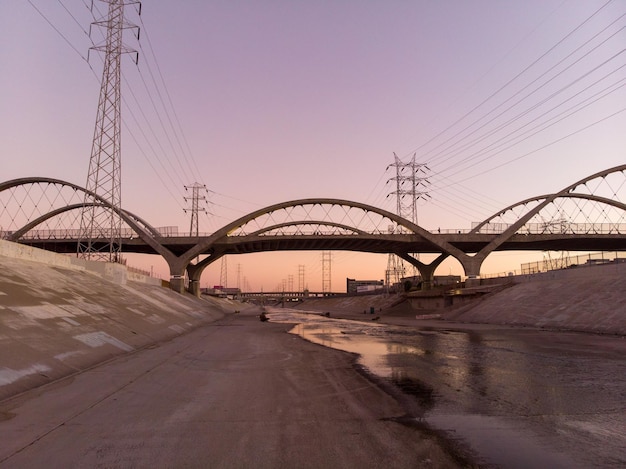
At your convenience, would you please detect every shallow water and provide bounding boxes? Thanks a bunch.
[269,309,626,468]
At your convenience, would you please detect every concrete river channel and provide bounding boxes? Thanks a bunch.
[267,308,625,468]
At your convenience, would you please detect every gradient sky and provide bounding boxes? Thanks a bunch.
[1,1,625,291]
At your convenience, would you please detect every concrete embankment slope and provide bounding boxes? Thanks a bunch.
[294,294,405,315]
[444,262,626,335]
[0,240,243,401]
[296,262,626,335]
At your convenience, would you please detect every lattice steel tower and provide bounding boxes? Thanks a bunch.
[78,0,140,261]
[321,251,332,293]
[220,257,228,288]
[298,264,305,292]
[386,153,430,288]
[184,183,208,236]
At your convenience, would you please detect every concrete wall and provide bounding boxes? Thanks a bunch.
[0,239,244,401]
[0,238,77,269]
[0,239,162,286]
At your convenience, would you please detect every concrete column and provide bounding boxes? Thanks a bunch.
[186,263,204,297]
[418,264,436,290]
[188,279,201,297]
[169,275,186,294]
[460,255,485,287]
[167,257,188,294]
[400,252,448,291]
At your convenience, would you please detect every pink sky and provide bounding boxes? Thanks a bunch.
[1,1,625,291]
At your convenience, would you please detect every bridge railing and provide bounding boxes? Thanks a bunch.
[6,221,626,241]
[472,222,626,235]
[520,251,626,274]
[1,226,198,240]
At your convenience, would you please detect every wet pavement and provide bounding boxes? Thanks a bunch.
[268,308,626,468]
[0,310,464,468]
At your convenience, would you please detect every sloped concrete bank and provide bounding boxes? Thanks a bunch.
[444,262,626,335]
[293,294,406,316]
[295,262,626,335]
[0,240,245,401]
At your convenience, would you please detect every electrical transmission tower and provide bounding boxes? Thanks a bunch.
[385,224,405,290]
[321,251,332,293]
[184,183,208,236]
[298,264,305,292]
[220,257,228,288]
[386,152,430,289]
[77,0,140,262]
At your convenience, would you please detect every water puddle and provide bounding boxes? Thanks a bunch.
[268,309,588,468]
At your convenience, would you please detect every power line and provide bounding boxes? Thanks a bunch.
[137,17,205,179]
[404,0,616,163]
[27,0,89,62]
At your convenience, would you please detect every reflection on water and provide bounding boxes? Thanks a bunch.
[269,309,626,469]
[288,321,426,377]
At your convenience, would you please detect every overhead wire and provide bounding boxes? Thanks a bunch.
[134,54,196,186]
[432,57,626,180]
[354,2,624,238]
[128,69,193,188]
[137,17,205,179]
[29,0,195,218]
[410,2,625,223]
[438,106,626,190]
[403,0,616,163]
[429,24,626,173]
[27,0,89,62]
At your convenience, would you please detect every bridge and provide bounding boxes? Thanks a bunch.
[1,165,625,295]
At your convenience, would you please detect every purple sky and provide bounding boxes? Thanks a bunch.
[1,1,625,291]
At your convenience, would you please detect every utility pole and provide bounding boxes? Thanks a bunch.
[386,153,430,289]
[78,0,140,262]
[184,183,208,237]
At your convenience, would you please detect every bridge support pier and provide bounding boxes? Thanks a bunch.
[186,263,204,297]
[188,279,201,297]
[399,253,448,291]
[165,257,189,294]
[169,275,186,294]
[459,255,485,287]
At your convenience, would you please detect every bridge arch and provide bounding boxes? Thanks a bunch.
[3,166,624,295]
[0,177,178,265]
[180,198,469,294]
[458,164,626,280]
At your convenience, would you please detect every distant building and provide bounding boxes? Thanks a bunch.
[346,278,384,294]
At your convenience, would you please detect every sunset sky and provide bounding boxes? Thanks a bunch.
[1,1,625,291]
